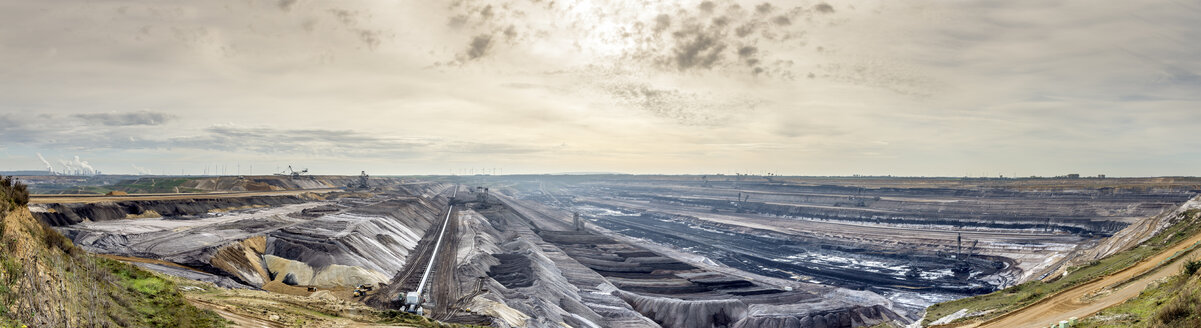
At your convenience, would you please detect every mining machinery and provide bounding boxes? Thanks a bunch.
[285,165,309,179]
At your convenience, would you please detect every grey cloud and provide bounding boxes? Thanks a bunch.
[480,5,494,20]
[755,3,774,15]
[1164,67,1201,84]
[445,141,542,155]
[814,3,835,14]
[189,126,548,158]
[712,16,730,27]
[466,34,493,60]
[653,14,672,34]
[327,9,357,26]
[503,25,517,41]
[448,15,468,29]
[773,120,847,138]
[738,45,758,66]
[324,8,388,50]
[439,0,823,77]
[2,113,549,159]
[74,111,175,126]
[0,114,39,143]
[735,23,757,38]
[738,46,757,57]
[278,0,299,12]
[819,58,939,96]
[668,28,727,71]
[356,29,383,50]
[300,18,318,32]
[191,126,428,156]
[592,71,763,126]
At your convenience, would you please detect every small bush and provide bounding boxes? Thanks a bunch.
[1185,259,1201,276]
[41,223,77,255]
[1157,288,1201,326]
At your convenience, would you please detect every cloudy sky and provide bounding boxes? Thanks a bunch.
[2,0,1200,176]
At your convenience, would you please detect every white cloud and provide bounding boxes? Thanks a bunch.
[0,0,1198,176]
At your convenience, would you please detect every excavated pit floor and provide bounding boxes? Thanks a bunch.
[476,175,1197,322]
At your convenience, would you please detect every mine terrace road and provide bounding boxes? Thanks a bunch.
[959,226,1201,328]
[28,188,343,204]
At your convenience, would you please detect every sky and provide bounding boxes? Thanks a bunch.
[2,0,1200,176]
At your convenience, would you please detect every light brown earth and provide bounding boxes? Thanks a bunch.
[960,227,1201,328]
[176,277,417,328]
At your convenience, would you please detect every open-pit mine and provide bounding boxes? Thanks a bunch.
[21,174,1201,328]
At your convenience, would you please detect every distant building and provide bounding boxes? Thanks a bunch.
[1067,174,1080,179]
[1097,174,1106,179]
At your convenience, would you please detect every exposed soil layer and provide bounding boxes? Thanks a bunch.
[487,253,534,289]
[32,195,311,226]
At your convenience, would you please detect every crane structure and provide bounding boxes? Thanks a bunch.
[285,165,309,179]
[349,171,370,189]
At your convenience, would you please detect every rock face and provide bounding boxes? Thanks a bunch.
[210,236,271,286]
[617,292,747,328]
[208,196,446,288]
[32,195,312,226]
[263,255,390,287]
[264,198,442,281]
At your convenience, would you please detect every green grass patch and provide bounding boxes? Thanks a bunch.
[925,209,1201,325]
[97,258,228,327]
[112,178,203,194]
[129,277,169,295]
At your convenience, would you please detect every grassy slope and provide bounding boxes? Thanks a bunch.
[0,177,225,327]
[924,209,1201,326]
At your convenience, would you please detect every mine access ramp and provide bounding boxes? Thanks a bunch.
[401,185,458,315]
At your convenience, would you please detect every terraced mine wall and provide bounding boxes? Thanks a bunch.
[35,183,457,293]
[593,211,1001,294]
[538,226,907,327]
[437,204,659,328]
[475,194,911,328]
[32,195,311,226]
[627,190,1186,236]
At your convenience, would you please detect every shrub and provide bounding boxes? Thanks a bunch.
[41,223,77,255]
[1185,259,1201,276]
[0,176,29,214]
[1156,288,1201,326]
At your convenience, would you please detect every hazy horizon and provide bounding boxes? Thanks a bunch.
[3,0,1200,177]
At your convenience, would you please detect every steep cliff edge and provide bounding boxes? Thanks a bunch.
[0,207,225,326]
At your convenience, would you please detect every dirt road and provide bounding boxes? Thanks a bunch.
[966,228,1201,328]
